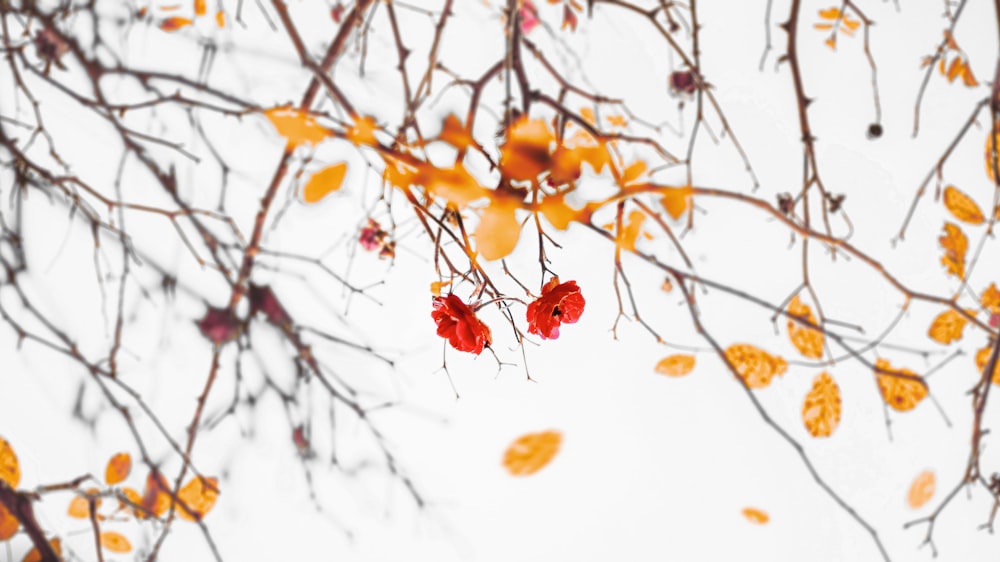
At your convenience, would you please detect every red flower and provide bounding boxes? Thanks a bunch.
[431,294,493,354]
[526,277,585,340]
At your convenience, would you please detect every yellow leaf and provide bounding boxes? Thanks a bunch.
[0,437,19,488]
[980,283,1000,314]
[499,117,555,182]
[655,354,696,377]
[105,452,132,485]
[579,107,596,126]
[875,359,927,412]
[975,344,1000,386]
[787,295,824,359]
[345,115,379,147]
[724,344,788,389]
[938,222,968,279]
[660,186,692,220]
[907,470,935,509]
[264,107,330,148]
[802,372,841,437]
[302,162,347,204]
[0,503,18,541]
[927,308,970,344]
[21,538,61,562]
[621,160,647,186]
[942,185,984,224]
[100,531,132,553]
[502,431,561,476]
[606,115,628,128]
[176,476,220,522]
[741,507,769,524]
[430,280,451,296]
[475,197,522,261]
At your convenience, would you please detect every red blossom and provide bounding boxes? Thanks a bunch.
[526,277,585,340]
[431,294,492,355]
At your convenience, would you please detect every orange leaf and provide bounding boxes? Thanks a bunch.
[215,10,226,27]
[264,107,330,148]
[975,345,1000,386]
[345,115,379,147]
[606,115,628,128]
[502,431,561,477]
[961,63,979,87]
[100,531,132,553]
[139,471,171,518]
[616,210,647,252]
[438,114,476,151]
[118,487,142,513]
[875,359,927,412]
[194,0,207,15]
[621,160,647,186]
[946,58,963,83]
[302,162,347,204]
[818,7,841,19]
[421,164,489,208]
[842,17,860,32]
[802,372,841,438]
[499,117,555,182]
[927,308,970,345]
[655,354,696,377]
[430,280,451,296]
[724,344,788,389]
[0,503,18,541]
[813,23,834,31]
[159,17,193,31]
[987,123,1000,183]
[787,295,824,359]
[942,185,984,224]
[938,222,967,279]
[0,437,19,488]
[980,283,1000,314]
[176,476,219,522]
[907,470,935,509]
[537,193,579,230]
[67,494,100,519]
[661,186,692,220]
[475,197,522,261]
[105,452,132,485]
[21,538,61,562]
[741,507,769,524]
[824,36,837,50]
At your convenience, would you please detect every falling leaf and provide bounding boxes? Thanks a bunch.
[787,295,824,359]
[0,503,17,541]
[742,507,769,524]
[907,470,935,509]
[802,372,841,438]
[302,162,347,204]
[938,222,967,279]
[264,107,331,148]
[724,344,788,389]
[500,117,555,182]
[660,186,692,220]
[874,359,927,412]
[475,197,522,261]
[927,308,970,345]
[503,430,562,477]
[21,538,61,562]
[975,344,1000,385]
[0,437,19,488]
[176,476,219,522]
[655,354,696,377]
[100,531,132,553]
[105,452,132,485]
[159,17,193,31]
[139,471,171,518]
[942,185,984,224]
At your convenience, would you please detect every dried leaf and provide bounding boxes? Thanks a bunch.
[938,222,967,279]
[475,197,522,261]
[21,538,61,562]
[942,185,984,224]
[655,354,696,377]
[100,531,132,553]
[0,503,18,541]
[927,309,970,345]
[724,344,788,389]
[0,437,19,488]
[875,359,927,412]
[907,470,935,509]
[302,162,347,204]
[264,107,330,148]
[787,295,824,359]
[159,17,193,31]
[176,476,219,522]
[741,507,769,524]
[502,430,562,477]
[802,372,841,437]
[975,344,1000,386]
[139,471,171,518]
[660,186,692,220]
[105,452,132,485]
